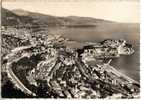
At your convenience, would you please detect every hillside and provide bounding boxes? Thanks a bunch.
[1,8,21,26]
[2,8,114,27]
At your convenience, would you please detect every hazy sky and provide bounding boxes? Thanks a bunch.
[2,1,140,23]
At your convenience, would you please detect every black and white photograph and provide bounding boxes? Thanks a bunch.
[1,0,140,99]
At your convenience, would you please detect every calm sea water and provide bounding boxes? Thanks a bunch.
[48,24,140,82]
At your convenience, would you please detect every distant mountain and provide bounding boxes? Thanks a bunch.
[1,8,40,27]
[2,8,114,27]
[2,8,20,26]
[12,9,114,26]
[12,9,61,27]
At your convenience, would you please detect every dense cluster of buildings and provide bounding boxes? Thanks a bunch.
[2,27,139,98]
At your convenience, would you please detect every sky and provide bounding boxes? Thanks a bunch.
[2,0,140,23]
